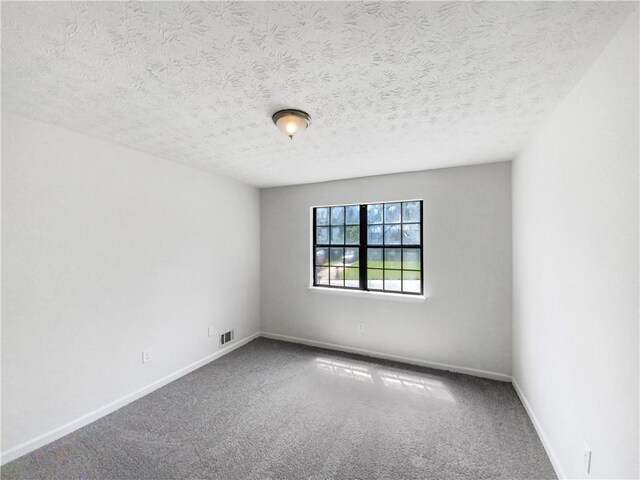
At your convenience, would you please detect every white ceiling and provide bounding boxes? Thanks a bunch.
[1,2,634,187]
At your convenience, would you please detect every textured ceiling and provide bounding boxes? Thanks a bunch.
[1,2,635,187]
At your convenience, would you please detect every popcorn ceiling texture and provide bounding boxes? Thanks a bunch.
[1,2,634,187]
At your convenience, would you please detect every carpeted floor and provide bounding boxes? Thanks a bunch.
[1,338,556,480]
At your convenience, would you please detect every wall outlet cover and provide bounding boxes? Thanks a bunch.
[582,442,592,474]
[142,349,152,364]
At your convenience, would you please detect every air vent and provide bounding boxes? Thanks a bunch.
[219,329,234,346]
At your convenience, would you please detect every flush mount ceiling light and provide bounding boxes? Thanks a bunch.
[272,109,311,140]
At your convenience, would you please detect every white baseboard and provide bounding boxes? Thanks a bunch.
[512,377,564,479]
[0,332,260,466]
[3,331,546,473]
[260,331,512,382]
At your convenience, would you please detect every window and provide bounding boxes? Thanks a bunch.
[313,200,423,295]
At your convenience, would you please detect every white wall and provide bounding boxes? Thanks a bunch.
[1,113,261,459]
[261,162,512,379]
[512,12,639,480]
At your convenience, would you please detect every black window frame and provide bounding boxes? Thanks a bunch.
[312,200,424,296]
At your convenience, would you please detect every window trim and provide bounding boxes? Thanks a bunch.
[307,285,427,302]
[311,200,424,296]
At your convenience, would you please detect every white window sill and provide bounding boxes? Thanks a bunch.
[308,286,427,303]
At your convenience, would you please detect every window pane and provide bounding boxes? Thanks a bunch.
[384,203,401,223]
[384,225,401,244]
[367,268,383,290]
[367,204,383,224]
[402,202,420,223]
[367,248,383,268]
[345,205,360,225]
[384,248,402,269]
[345,248,359,265]
[316,207,329,226]
[402,224,420,245]
[344,267,359,287]
[314,201,421,295]
[330,248,344,266]
[384,269,402,291]
[402,248,421,270]
[315,266,330,285]
[329,267,344,286]
[316,227,329,244]
[315,248,328,266]
[403,270,421,293]
[331,226,344,244]
[345,226,359,245]
[331,206,344,225]
[367,225,383,244]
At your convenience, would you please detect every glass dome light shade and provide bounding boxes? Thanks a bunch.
[272,109,311,139]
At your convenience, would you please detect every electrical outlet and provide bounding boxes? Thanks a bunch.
[358,322,364,333]
[142,349,152,364]
[208,326,215,337]
[582,443,592,474]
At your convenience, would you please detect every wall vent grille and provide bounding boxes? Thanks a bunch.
[220,329,234,346]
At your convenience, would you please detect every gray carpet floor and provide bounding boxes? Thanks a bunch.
[1,338,556,480]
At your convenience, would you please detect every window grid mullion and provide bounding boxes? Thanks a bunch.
[359,204,367,291]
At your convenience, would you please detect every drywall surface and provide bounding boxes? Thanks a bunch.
[261,162,512,378]
[1,113,261,457]
[512,12,639,479]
